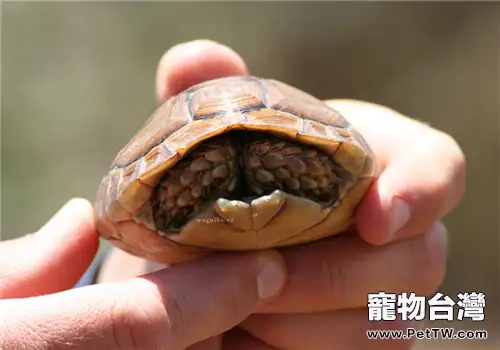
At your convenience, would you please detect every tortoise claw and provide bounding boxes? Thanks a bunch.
[249,190,286,230]
[215,198,252,230]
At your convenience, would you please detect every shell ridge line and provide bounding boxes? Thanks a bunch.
[110,122,189,172]
[111,170,121,204]
[300,116,307,134]
[101,175,111,211]
[330,126,347,143]
[253,77,269,106]
[137,178,153,188]
[194,111,226,120]
[272,106,315,124]
[246,76,264,84]
[134,157,144,179]
[186,91,195,122]
[331,140,346,157]
[161,141,174,156]
[110,129,180,171]
[110,147,143,171]
[192,104,268,121]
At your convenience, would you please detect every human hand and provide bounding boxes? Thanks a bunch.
[0,199,286,349]
[100,40,465,349]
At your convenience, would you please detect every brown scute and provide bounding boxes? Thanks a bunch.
[151,131,349,234]
[265,79,350,128]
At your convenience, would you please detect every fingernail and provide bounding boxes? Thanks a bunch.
[425,221,448,248]
[257,259,285,301]
[389,197,411,238]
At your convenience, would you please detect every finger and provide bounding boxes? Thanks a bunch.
[241,309,420,350]
[156,40,248,103]
[97,246,168,283]
[187,335,223,350]
[0,198,98,299]
[0,250,286,350]
[261,221,447,313]
[223,328,280,350]
[327,99,466,245]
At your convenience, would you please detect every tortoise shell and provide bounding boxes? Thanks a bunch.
[95,76,376,264]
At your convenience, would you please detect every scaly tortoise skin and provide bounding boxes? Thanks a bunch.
[95,76,376,264]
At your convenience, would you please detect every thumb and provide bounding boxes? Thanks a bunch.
[0,251,286,350]
[0,198,99,299]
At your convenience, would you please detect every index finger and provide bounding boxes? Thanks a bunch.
[155,40,248,103]
[0,251,286,350]
[328,100,465,245]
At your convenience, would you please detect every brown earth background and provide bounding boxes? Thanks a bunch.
[2,2,499,348]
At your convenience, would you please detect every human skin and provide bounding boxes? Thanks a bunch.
[0,40,465,350]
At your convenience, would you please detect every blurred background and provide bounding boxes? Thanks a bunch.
[2,2,498,348]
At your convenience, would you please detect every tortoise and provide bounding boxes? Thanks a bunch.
[94,76,376,264]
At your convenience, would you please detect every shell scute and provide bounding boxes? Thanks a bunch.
[264,79,350,128]
[189,76,264,119]
[164,117,230,154]
[113,95,191,169]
